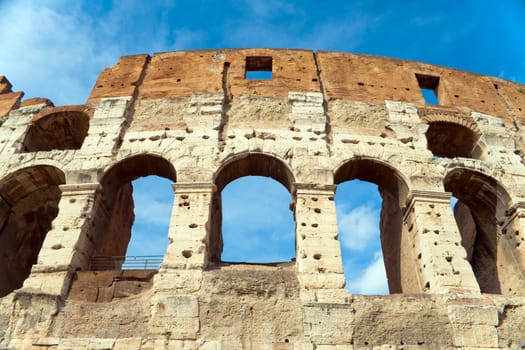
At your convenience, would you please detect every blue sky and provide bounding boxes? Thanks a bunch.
[1,0,524,294]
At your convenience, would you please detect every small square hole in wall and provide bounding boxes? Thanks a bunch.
[245,56,272,80]
[416,73,440,104]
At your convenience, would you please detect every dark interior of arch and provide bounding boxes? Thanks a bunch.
[23,111,90,152]
[425,121,481,159]
[334,158,409,293]
[88,155,176,269]
[100,154,177,204]
[210,153,295,263]
[445,169,511,294]
[0,166,65,297]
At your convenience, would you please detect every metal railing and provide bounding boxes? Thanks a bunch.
[90,255,163,270]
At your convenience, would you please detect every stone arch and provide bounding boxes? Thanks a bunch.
[334,157,410,293]
[418,108,483,159]
[419,108,481,134]
[87,153,177,269]
[214,152,295,193]
[0,165,65,297]
[22,105,92,152]
[100,153,177,201]
[444,167,516,294]
[334,157,410,206]
[210,152,296,262]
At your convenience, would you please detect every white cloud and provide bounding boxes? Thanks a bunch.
[131,176,174,226]
[125,176,173,256]
[222,176,294,232]
[346,251,388,295]
[0,1,184,105]
[220,176,295,262]
[132,193,173,226]
[337,204,379,251]
[0,1,118,104]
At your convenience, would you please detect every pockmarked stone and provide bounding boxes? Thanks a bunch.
[1,49,525,349]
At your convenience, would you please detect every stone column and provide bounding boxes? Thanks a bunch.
[150,182,215,340]
[22,183,100,297]
[498,201,525,294]
[403,190,480,294]
[294,183,345,294]
[158,182,215,272]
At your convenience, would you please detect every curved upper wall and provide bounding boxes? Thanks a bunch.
[0,76,23,119]
[84,49,525,122]
[2,49,525,349]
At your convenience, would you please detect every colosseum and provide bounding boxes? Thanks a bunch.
[0,49,524,349]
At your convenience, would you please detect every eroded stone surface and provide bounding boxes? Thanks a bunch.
[0,49,525,349]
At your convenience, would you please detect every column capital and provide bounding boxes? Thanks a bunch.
[172,182,217,194]
[403,190,453,220]
[501,200,525,228]
[293,183,336,196]
[59,183,100,195]
[406,190,452,204]
[505,200,525,216]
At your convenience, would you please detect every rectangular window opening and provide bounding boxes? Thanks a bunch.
[245,56,272,80]
[416,73,440,105]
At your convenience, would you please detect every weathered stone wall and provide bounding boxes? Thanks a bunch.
[0,49,525,349]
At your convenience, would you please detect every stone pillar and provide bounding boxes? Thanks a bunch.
[385,100,431,153]
[498,202,525,294]
[403,190,480,294]
[159,182,215,272]
[294,183,345,293]
[22,183,100,297]
[0,104,45,154]
[472,111,522,165]
[150,182,215,340]
[80,97,131,154]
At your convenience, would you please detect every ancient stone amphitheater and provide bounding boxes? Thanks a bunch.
[0,49,524,349]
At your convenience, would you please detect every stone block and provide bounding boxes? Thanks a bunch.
[113,337,142,350]
[450,324,498,348]
[153,269,202,293]
[303,304,355,345]
[298,272,345,289]
[140,337,168,350]
[1,48,524,349]
[87,338,115,349]
[447,305,499,326]
[57,338,90,350]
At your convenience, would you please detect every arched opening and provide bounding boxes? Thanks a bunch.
[22,106,91,152]
[89,154,176,270]
[445,168,515,294]
[425,122,482,159]
[221,176,295,263]
[0,165,65,297]
[126,176,173,262]
[211,153,295,264]
[335,180,387,294]
[334,158,409,294]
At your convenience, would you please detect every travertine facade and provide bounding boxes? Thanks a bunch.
[1,49,525,349]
